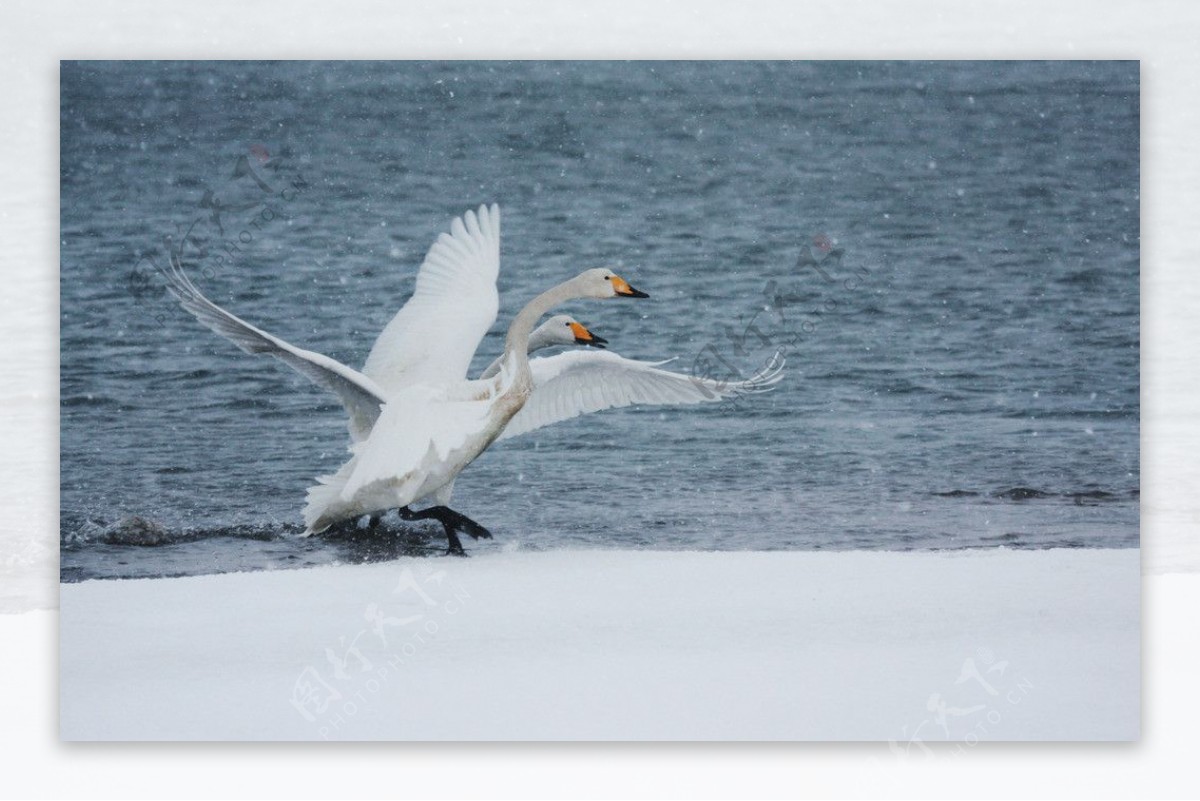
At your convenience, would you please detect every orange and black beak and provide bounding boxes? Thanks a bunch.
[568,321,607,348]
[610,274,649,298]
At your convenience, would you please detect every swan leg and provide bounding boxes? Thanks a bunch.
[443,525,467,556]
[398,505,492,556]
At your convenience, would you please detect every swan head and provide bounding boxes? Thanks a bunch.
[575,267,649,299]
[540,314,608,348]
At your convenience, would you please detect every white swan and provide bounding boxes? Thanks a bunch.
[302,266,651,546]
[161,204,783,551]
[159,256,605,444]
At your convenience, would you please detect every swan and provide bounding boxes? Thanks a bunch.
[159,255,606,444]
[161,204,783,552]
[301,266,651,547]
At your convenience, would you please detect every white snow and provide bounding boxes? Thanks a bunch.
[60,547,1139,741]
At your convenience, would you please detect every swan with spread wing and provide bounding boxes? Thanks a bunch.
[161,204,782,552]
[160,258,606,444]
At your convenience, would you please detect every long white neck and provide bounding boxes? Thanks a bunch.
[500,276,590,387]
[525,324,561,354]
[479,324,558,380]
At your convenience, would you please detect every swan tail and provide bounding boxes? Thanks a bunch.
[302,461,356,535]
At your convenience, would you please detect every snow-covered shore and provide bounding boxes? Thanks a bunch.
[59,548,1139,741]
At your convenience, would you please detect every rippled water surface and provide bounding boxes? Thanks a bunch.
[60,61,1139,580]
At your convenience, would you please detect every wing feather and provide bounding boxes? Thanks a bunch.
[362,204,501,394]
[497,350,785,441]
[158,250,388,442]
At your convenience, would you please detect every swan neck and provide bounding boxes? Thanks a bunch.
[503,279,581,377]
[525,325,555,353]
[481,325,552,379]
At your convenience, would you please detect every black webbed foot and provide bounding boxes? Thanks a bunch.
[439,508,492,541]
[398,505,491,555]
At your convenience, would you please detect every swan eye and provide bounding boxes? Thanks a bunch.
[604,276,611,281]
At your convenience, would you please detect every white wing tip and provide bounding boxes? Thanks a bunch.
[741,351,786,393]
[443,203,500,254]
[480,203,499,236]
[700,351,786,399]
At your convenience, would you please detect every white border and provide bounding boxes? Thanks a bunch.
[2,0,1196,796]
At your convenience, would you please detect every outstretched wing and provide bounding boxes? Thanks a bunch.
[497,350,785,441]
[362,204,501,395]
[159,250,388,442]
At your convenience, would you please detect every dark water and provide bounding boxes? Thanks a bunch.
[60,61,1139,581]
